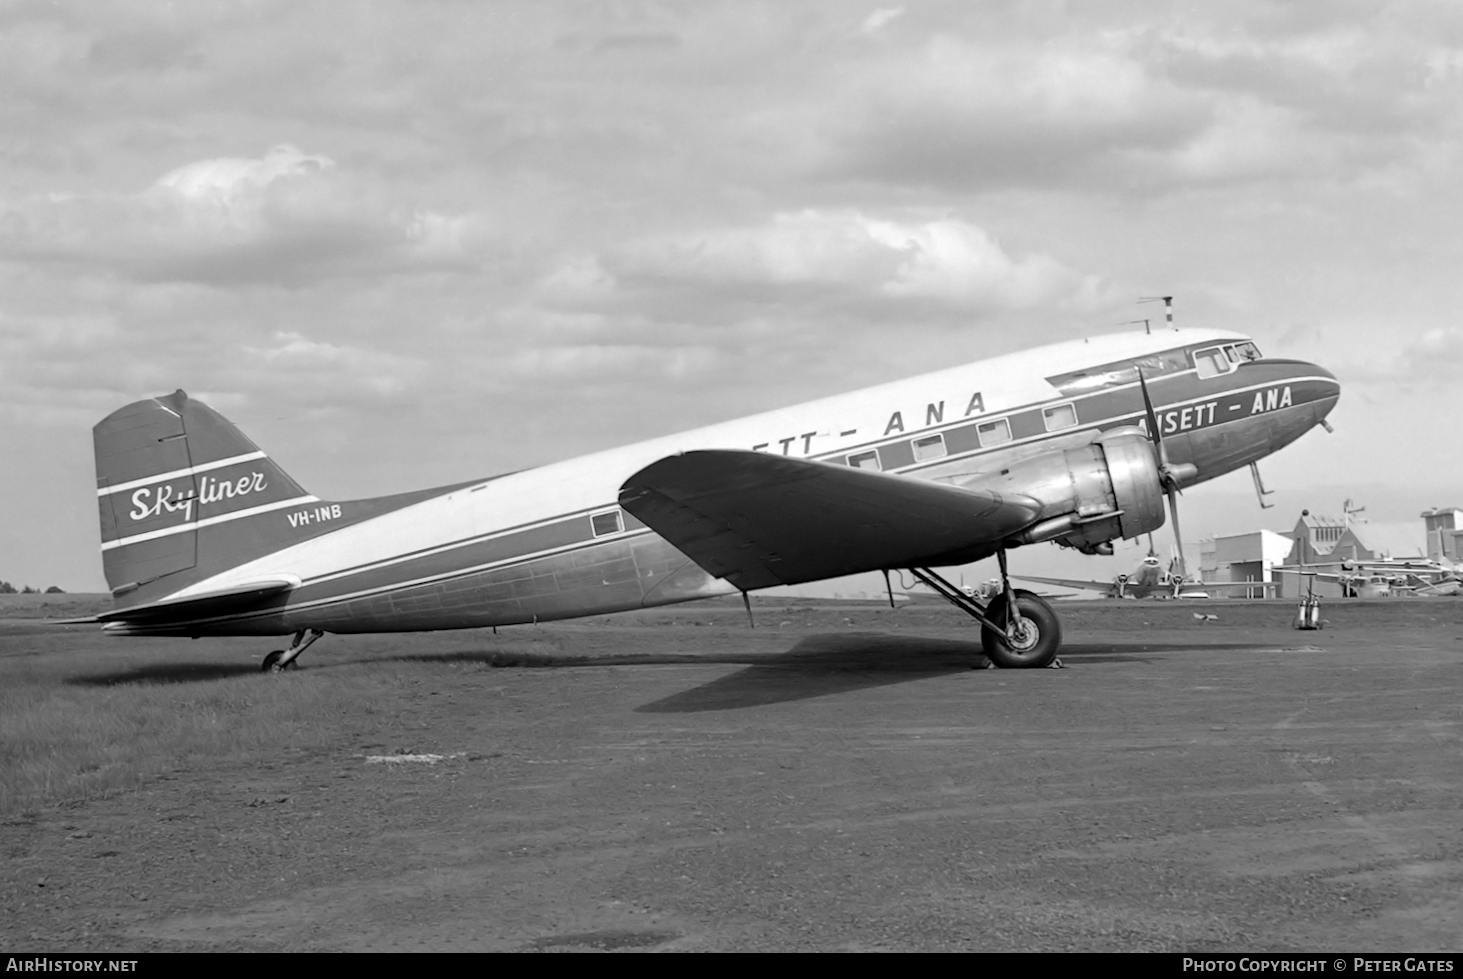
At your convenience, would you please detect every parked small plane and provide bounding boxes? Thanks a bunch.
[78,328,1337,670]
[1275,561,1460,598]
[1337,573,1397,598]
[1015,547,1277,599]
[1397,573,1461,597]
[1328,570,1459,598]
[900,574,1065,603]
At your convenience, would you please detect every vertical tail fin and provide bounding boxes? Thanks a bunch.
[95,390,317,598]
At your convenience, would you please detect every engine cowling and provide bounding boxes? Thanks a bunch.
[961,428,1167,551]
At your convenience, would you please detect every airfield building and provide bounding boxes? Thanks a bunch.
[1283,510,1377,566]
[1274,508,1384,598]
[1200,530,1293,598]
[1421,507,1463,564]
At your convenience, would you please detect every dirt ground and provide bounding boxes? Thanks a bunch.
[2,595,1461,952]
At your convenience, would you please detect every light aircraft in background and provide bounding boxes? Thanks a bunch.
[1334,573,1397,599]
[74,327,1338,671]
[1396,573,1461,597]
[898,574,1068,603]
[1329,570,1458,598]
[1275,560,1460,598]
[1014,545,1277,600]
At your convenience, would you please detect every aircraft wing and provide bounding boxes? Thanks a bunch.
[1011,575,1115,595]
[1198,580,1278,595]
[58,579,297,627]
[619,450,1041,590]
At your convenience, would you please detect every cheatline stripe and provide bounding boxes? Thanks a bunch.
[97,451,268,497]
[893,375,1339,477]
[100,495,319,551]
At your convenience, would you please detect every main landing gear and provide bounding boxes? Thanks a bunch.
[907,550,1063,669]
[261,628,324,673]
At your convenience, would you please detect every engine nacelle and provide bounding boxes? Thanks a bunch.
[962,428,1167,550]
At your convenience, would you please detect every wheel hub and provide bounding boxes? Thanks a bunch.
[1005,616,1039,652]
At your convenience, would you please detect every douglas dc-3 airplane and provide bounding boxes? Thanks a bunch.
[81,327,1338,671]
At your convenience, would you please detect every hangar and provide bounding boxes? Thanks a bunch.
[1421,507,1463,564]
[1202,503,1380,599]
[1199,530,1293,598]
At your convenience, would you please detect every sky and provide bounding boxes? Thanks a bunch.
[2,0,1460,594]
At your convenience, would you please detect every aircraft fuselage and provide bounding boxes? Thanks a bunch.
[97,328,1338,636]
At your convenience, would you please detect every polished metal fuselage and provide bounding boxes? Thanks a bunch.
[110,331,1338,636]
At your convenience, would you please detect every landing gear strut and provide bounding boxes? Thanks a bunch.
[261,629,324,673]
[907,551,1063,669]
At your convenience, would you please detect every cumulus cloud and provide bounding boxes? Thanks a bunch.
[860,8,905,36]
[243,329,427,397]
[153,144,335,221]
[506,343,718,381]
[0,145,492,285]
[1397,326,1463,382]
[821,33,1206,191]
[814,13,1463,194]
[608,210,1110,312]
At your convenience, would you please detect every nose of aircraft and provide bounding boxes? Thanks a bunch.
[1305,360,1341,423]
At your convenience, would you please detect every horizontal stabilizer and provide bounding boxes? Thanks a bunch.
[619,450,1041,590]
[93,578,297,628]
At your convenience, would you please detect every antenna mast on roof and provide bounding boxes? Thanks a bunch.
[1138,295,1174,330]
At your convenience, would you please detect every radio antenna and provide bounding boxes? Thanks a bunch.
[1138,296,1174,330]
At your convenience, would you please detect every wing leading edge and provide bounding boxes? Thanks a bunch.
[618,450,1042,591]
[1012,574,1117,595]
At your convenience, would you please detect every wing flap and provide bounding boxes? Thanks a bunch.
[619,450,1040,590]
[1198,580,1278,594]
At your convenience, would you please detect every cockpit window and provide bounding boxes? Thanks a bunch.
[1193,347,1232,379]
[1228,341,1262,362]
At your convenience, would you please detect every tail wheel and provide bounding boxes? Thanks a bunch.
[981,589,1062,669]
[261,650,288,672]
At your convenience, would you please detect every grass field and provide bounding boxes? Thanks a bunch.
[5,591,1459,820]
[0,593,565,816]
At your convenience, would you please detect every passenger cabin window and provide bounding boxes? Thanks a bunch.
[912,433,947,461]
[1043,403,1077,432]
[590,509,623,537]
[847,450,880,470]
[977,418,1012,446]
[1193,347,1232,379]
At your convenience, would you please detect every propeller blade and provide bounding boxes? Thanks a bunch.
[1136,368,1170,471]
[1139,367,1196,593]
[1167,483,1189,584]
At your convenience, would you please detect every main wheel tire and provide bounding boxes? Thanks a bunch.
[981,589,1062,669]
[261,650,286,672]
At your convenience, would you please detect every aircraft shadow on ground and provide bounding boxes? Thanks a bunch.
[349,634,1267,712]
[66,662,264,687]
[62,636,1267,695]
[628,635,1198,713]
